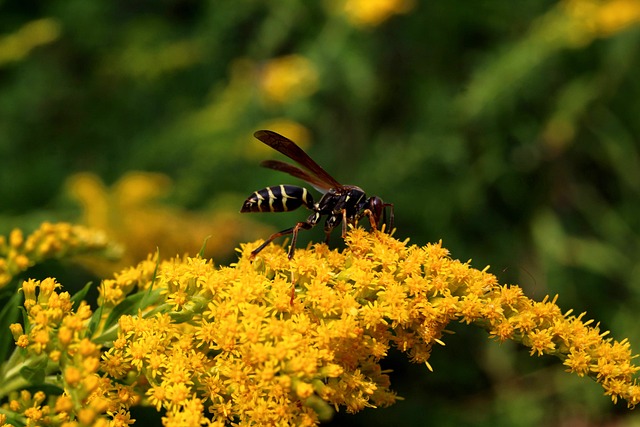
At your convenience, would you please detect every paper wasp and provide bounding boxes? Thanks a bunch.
[241,130,394,259]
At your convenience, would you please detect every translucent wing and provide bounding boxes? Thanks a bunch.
[254,130,342,189]
[261,160,331,193]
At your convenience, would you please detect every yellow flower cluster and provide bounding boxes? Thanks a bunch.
[2,227,640,427]
[0,222,115,289]
[259,55,319,105]
[3,277,137,427]
[0,18,61,66]
[339,0,415,27]
[65,172,263,275]
[564,0,640,39]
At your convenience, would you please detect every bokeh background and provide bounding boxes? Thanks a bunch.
[2,0,640,425]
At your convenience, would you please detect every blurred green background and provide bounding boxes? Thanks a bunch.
[2,0,640,425]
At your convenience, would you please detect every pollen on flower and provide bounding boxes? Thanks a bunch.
[527,328,557,356]
[16,335,29,348]
[564,348,592,376]
[489,320,515,342]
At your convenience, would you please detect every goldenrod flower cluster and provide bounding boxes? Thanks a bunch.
[0,18,61,66]
[65,172,265,275]
[259,55,319,105]
[339,0,415,27]
[2,226,640,427]
[0,222,115,289]
[564,0,640,39]
[3,276,136,427]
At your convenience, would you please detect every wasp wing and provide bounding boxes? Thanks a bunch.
[254,130,342,189]
[261,160,330,193]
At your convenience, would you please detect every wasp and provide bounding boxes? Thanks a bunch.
[241,130,394,259]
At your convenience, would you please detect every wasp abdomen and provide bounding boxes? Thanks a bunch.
[241,185,314,213]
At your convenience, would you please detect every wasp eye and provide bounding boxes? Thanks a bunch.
[369,197,384,217]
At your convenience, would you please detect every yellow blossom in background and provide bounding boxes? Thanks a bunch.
[538,0,640,150]
[259,55,319,104]
[65,171,270,275]
[460,0,640,122]
[0,222,117,289]
[2,225,640,426]
[336,0,415,27]
[596,0,640,34]
[564,0,640,38]
[0,18,61,66]
[176,56,315,136]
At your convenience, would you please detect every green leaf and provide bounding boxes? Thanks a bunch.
[86,302,103,338]
[19,356,49,384]
[103,287,163,331]
[199,236,212,258]
[70,281,93,311]
[140,249,162,308]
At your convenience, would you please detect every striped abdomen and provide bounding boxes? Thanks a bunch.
[241,185,315,213]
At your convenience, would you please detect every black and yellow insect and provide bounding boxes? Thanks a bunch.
[241,130,394,259]
[241,185,314,214]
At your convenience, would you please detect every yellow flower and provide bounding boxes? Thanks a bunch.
[4,224,640,426]
[259,55,319,104]
[339,0,415,27]
[0,222,115,289]
[596,0,640,35]
[0,18,61,66]
[108,409,135,427]
[93,228,640,425]
[2,276,141,426]
[65,172,256,275]
[564,0,640,38]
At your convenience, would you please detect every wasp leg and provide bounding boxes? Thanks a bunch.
[250,221,313,259]
[290,270,296,305]
[385,203,395,232]
[287,221,313,259]
[358,202,394,233]
[358,209,378,230]
[251,227,294,257]
[323,211,344,243]
[340,209,348,238]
